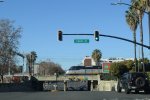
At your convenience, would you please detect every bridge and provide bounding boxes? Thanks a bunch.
[35,75,99,81]
[34,75,100,91]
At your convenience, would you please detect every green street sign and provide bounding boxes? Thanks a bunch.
[74,39,89,43]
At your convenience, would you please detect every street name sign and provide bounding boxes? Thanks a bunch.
[74,39,89,43]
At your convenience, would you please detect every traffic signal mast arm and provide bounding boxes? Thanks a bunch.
[58,31,150,49]
[100,34,150,49]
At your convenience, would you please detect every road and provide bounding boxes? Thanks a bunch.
[0,91,150,100]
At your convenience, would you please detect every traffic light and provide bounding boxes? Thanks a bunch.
[58,30,63,41]
[94,31,99,41]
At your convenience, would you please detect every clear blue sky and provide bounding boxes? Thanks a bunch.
[0,0,149,69]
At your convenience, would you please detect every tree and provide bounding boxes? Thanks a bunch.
[26,54,31,76]
[138,58,149,64]
[91,49,102,66]
[131,0,146,72]
[26,51,37,76]
[125,7,139,72]
[0,19,21,83]
[123,60,135,71]
[38,60,65,76]
[138,58,149,71]
[10,65,22,74]
[31,51,37,74]
[110,62,129,78]
[145,0,150,14]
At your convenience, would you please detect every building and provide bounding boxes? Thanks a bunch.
[82,56,96,66]
[82,56,134,66]
[101,57,134,63]
[101,57,125,63]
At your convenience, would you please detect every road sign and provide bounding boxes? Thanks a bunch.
[74,39,89,43]
[102,63,111,73]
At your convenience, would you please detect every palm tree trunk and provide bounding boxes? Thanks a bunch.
[29,62,32,77]
[29,65,31,76]
[139,15,145,72]
[31,61,33,76]
[133,31,137,72]
[28,60,32,77]
[32,62,34,76]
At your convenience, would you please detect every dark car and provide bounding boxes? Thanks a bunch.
[117,72,150,94]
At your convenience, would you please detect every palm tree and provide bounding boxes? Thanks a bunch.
[125,8,139,72]
[26,53,32,76]
[26,51,37,76]
[31,51,37,75]
[91,49,102,66]
[146,1,150,64]
[131,0,146,72]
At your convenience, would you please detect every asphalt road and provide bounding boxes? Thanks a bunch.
[0,91,150,100]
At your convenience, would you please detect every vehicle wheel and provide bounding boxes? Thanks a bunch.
[135,77,145,88]
[117,84,121,93]
[125,87,130,94]
[144,89,150,94]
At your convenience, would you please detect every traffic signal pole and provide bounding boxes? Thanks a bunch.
[59,32,150,49]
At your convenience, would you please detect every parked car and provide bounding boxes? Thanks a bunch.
[117,72,150,94]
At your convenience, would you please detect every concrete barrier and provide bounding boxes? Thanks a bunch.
[0,77,43,92]
[97,80,117,91]
[0,82,33,92]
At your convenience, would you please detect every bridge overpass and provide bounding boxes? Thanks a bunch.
[35,75,99,81]
[34,75,100,91]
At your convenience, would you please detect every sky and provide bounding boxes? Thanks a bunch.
[0,0,149,70]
